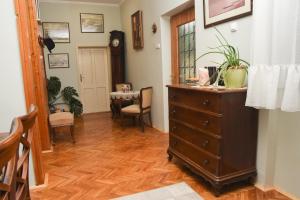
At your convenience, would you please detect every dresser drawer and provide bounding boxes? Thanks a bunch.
[170,136,219,175]
[169,105,222,135]
[169,88,221,114]
[170,120,221,156]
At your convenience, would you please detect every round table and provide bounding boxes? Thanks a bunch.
[110,91,140,100]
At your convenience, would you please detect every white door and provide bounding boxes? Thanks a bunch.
[78,47,110,113]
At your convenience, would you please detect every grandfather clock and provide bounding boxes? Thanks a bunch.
[109,30,125,91]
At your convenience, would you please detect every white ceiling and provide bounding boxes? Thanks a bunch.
[40,0,124,5]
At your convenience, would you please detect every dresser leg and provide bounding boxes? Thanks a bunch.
[167,151,173,161]
[212,183,223,197]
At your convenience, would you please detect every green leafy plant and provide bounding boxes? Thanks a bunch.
[47,76,83,117]
[196,28,250,85]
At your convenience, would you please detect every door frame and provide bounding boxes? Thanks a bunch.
[14,0,49,185]
[76,46,111,114]
[171,7,195,84]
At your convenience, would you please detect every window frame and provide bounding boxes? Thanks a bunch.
[171,7,195,84]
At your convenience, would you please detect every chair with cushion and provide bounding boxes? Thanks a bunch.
[49,111,75,144]
[0,119,23,200]
[121,87,153,132]
[111,83,134,118]
[17,105,38,200]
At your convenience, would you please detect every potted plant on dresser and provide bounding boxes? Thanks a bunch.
[197,28,249,88]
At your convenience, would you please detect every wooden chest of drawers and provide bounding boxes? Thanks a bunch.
[167,85,258,195]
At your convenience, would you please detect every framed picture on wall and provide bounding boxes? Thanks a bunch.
[80,13,104,33]
[203,0,253,28]
[131,10,144,49]
[48,53,69,69]
[42,22,70,43]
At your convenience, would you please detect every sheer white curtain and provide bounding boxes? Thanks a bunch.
[251,0,300,65]
[246,0,300,111]
[250,1,300,192]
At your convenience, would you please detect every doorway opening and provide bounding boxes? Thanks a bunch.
[171,7,196,84]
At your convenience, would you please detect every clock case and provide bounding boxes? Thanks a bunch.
[109,30,125,92]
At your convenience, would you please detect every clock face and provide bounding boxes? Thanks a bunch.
[112,39,120,47]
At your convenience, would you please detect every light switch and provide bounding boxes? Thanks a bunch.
[155,43,161,49]
[230,22,238,32]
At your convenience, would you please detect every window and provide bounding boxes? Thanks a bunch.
[178,21,196,83]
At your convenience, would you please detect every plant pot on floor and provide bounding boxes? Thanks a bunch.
[224,67,247,88]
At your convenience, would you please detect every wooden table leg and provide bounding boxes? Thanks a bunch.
[51,127,56,146]
[70,125,75,144]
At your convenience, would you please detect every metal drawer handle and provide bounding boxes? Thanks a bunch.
[203,159,209,166]
[172,109,176,115]
[202,120,209,126]
[202,100,210,106]
[202,140,209,148]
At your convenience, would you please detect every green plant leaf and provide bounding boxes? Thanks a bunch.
[69,98,83,117]
[47,77,61,102]
[196,27,250,86]
[61,87,79,102]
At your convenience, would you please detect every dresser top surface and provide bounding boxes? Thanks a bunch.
[167,84,247,94]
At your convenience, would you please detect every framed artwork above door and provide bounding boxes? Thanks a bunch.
[80,13,104,33]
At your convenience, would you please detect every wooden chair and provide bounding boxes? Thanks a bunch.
[121,87,153,132]
[111,83,134,118]
[16,105,38,200]
[0,119,23,200]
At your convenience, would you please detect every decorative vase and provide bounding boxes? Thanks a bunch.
[224,67,247,88]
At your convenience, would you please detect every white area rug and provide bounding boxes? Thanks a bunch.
[112,182,203,200]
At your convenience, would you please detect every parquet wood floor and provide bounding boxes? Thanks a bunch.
[31,113,291,200]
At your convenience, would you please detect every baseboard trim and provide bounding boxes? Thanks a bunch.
[42,145,54,154]
[255,184,299,200]
[30,173,49,191]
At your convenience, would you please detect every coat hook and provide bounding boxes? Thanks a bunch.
[152,23,157,34]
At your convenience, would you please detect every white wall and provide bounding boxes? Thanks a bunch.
[120,0,252,132]
[120,0,192,131]
[0,1,27,132]
[0,0,36,186]
[195,1,252,69]
[40,2,122,92]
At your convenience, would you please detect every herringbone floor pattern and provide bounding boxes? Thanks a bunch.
[31,113,291,200]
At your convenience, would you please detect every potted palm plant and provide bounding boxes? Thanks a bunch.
[197,28,249,88]
[47,76,83,117]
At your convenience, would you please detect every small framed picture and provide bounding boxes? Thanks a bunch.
[42,22,70,43]
[48,53,69,69]
[203,0,253,28]
[131,10,144,49]
[80,13,104,33]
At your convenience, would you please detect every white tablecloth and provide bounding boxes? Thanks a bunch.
[110,91,139,100]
